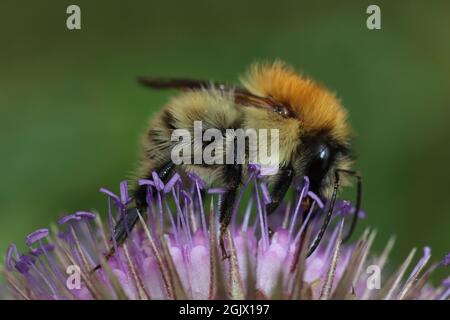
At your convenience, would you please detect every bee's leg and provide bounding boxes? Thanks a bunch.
[90,162,175,273]
[218,188,239,260]
[111,207,141,245]
[135,161,175,211]
[265,165,294,216]
[111,161,175,246]
[218,145,242,260]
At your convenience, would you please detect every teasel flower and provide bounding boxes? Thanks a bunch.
[1,165,448,300]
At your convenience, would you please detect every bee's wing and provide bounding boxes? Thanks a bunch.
[137,77,279,112]
[138,77,220,91]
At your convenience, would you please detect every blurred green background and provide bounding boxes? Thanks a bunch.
[0,0,449,282]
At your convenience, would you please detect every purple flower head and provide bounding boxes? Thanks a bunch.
[30,244,55,256]
[248,163,261,174]
[6,244,19,271]
[259,181,272,205]
[187,171,206,189]
[100,181,132,210]
[25,229,49,246]
[75,211,96,220]
[296,175,310,193]
[119,181,129,204]
[337,200,352,215]
[163,173,181,194]
[442,252,450,267]
[443,277,450,287]
[14,255,35,274]
[58,214,80,225]
[336,200,366,219]
[151,171,165,191]
[1,168,447,300]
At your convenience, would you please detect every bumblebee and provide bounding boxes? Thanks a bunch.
[111,61,362,260]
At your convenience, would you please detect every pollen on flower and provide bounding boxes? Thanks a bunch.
[0,166,448,300]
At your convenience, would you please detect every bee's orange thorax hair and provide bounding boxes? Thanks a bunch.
[241,61,351,141]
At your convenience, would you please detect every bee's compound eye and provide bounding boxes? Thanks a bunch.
[308,143,332,183]
[274,105,290,117]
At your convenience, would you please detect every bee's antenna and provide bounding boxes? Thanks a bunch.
[306,171,340,257]
[337,169,362,242]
